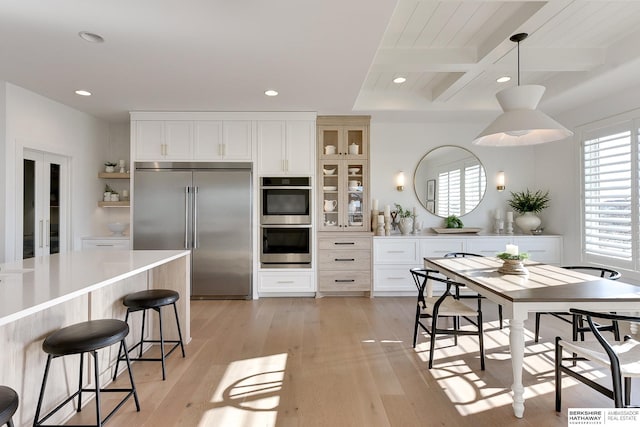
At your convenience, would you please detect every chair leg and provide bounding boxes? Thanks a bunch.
[535,313,541,343]
[34,354,54,425]
[498,304,503,329]
[92,350,102,427]
[173,302,186,357]
[77,352,84,411]
[157,307,167,380]
[413,304,420,348]
[7,418,14,427]
[113,309,131,381]
[478,311,485,371]
[428,316,437,369]
[139,308,147,358]
[122,339,141,411]
[555,337,562,412]
[613,319,621,341]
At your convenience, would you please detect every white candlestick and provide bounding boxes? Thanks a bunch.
[505,244,518,256]
[378,214,384,223]
[506,211,513,221]
[384,205,390,216]
[495,209,502,220]
[372,199,379,211]
[412,207,417,216]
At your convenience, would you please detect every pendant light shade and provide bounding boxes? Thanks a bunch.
[472,33,573,146]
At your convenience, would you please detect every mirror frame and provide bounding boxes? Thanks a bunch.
[413,145,486,218]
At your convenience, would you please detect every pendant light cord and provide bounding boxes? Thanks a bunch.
[517,40,520,86]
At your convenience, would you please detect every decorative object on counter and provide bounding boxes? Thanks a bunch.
[103,184,115,201]
[107,222,128,236]
[445,214,464,229]
[506,211,514,234]
[371,199,379,232]
[104,161,117,173]
[496,245,529,275]
[384,214,391,236]
[494,209,504,234]
[394,204,413,235]
[508,189,549,233]
[376,214,385,236]
[119,159,126,173]
[411,206,418,234]
[531,226,544,235]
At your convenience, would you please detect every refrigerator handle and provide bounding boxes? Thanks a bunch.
[185,186,191,249]
[193,186,199,248]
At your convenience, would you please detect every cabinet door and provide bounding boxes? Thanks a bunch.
[513,236,561,264]
[164,121,193,160]
[223,120,252,160]
[194,120,223,160]
[285,121,314,174]
[466,237,512,257]
[134,121,165,160]
[318,159,341,231]
[318,125,341,159]
[257,120,286,174]
[343,125,368,159]
[344,160,368,231]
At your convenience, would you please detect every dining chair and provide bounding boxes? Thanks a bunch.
[555,309,640,410]
[535,266,621,343]
[444,252,503,329]
[410,267,485,370]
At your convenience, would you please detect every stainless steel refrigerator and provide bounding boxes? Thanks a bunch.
[133,162,252,299]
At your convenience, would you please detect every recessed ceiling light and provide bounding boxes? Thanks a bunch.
[497,76,511,83]
[78,31,104,43]
[75,90,92,96]
[393,77,407,84]
[264,89,278,96]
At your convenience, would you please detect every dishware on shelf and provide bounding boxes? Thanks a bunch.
[323,186,337,191]
[107,222,128,236]
[323,200,337,212]
[323,168,336,175]
[348,180,361,189]
[349,221,363,226]
[324,145,336,155]
[324,220,337,226]
[348,168,359,175]
[348,143,359,155]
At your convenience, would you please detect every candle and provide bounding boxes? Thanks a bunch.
[378,214,384,223]
[384,205,390,216]
[412,207,417,216]
[372,199,379,211]
[505,244,518,256]
[506,211,513,221]
[122,190,129,200]
[495,209,502,220]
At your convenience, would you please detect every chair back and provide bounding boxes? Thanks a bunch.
[444,252,484,258]
[562,266,621,280]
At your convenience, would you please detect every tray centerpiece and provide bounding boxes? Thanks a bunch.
[496,245,529,275]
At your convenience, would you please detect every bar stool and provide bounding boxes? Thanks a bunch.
[113,289,185,381]
[0,386,18,427]
[34,319,140,427]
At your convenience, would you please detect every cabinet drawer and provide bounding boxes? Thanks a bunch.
[258,273,314,292]
[465,238,512,256]
[82,239,130,250]
[318,271,371,291]
[373,266,416,292]
[373,239,419,264]
[318,236,371,251]
[513,236,561,264]
[318,250,370,270]
[420,238,465,258]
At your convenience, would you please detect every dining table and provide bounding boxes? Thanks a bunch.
[423,255,640,418]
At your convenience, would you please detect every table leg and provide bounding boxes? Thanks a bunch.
[509,314,526,418]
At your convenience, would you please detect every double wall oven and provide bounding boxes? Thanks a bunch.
[260,177,312,268]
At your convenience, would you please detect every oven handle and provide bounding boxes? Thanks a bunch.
[260,186,312,190]
[260,224,312,229]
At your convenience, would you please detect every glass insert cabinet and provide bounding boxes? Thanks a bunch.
[319,159,369,231]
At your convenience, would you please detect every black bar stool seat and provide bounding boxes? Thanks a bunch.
[34,319,140,427]
[0,386,18,427]
[114,289,185,381]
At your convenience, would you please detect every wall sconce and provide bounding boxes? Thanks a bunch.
[496,171,506,192]
[396,171,405,191]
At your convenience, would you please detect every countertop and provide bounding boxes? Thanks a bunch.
[373,231,561,238]
[0,249,189,326]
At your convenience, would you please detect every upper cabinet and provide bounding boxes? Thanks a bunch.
[257,120,315,175]
[134,120,192,160]
[318,115,369,160]
[194,120,252,160]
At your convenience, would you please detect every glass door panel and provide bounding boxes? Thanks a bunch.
[49,163,60,254]
[23,159,36,259]
[320,161,340,230]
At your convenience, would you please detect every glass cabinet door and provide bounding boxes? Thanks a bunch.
[343,160,368,231]
[319,160,368,231]
[319,125,368,159]
[319,160,341,230]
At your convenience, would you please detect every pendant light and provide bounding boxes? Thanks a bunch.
[472,33,573,146]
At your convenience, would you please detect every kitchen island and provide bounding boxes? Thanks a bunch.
[0,249,190,426]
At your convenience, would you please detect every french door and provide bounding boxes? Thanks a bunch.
[22,149,68,259]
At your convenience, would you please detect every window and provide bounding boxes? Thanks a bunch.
[436,164,486,217]
[581,119,638,268]
[437,169,460,216]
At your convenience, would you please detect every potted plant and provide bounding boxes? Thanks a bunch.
[394,203,414,235]
[104,162,117,173]
[508,189,549,233]
[445,215,464,229]
[496,251,530,275]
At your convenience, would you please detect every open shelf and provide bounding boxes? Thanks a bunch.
[98,172,130,179]
[98,201,130,208]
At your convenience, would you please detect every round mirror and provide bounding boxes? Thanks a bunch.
[413,146,486,217]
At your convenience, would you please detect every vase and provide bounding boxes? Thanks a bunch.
[514,212,541,233]
[399,217,413,235]
[105,165,115,173]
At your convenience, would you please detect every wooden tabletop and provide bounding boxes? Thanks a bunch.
[425,256,640,303]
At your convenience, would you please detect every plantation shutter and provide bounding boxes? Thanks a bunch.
[582,122,632,261]
[464,164,485,214]
[437,169,461,217]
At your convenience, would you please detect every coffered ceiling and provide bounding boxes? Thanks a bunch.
[1,0,639,123]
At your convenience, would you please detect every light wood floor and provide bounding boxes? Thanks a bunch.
[66,297,638,426]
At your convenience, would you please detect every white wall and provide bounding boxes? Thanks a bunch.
[0,83,6,262]
[370,121,539,232]
[2,82,111,261]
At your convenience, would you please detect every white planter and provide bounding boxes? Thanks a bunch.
[514,212,541,233]
[399,217,413,235]
[105,165,115,173]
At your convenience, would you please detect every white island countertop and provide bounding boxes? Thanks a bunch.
[0,249,189,326]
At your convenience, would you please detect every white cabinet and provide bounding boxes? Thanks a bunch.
[258,271,314,294]
[134,120,192,160]
[133,119,252,162]
[373,235,563,295]
[258,120,314,175]
[81,237,130,250]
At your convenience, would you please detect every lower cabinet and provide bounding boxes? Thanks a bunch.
[258,270,314,294]
[317,233,372,294]
[373,235,563,295]
[81,237,131,250]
